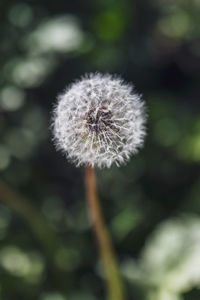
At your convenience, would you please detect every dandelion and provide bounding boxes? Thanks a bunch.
[52,73,146,168]
[52,73,147,300]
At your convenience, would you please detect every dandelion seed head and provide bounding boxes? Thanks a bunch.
[52,73,146,168]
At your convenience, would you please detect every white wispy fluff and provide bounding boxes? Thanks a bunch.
[122,215,200,299]
[52,73,146,168]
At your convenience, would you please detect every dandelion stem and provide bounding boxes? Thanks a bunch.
[84,165,125,300]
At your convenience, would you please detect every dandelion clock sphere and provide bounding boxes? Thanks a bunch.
[52,73,146,168]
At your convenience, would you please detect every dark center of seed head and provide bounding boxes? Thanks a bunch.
[86,106,113,134]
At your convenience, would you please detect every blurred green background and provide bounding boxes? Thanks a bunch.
[0,0,200,299]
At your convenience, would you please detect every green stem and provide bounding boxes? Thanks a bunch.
[85,165,125,300]
[0,180,60,266]
[0,180,79,289]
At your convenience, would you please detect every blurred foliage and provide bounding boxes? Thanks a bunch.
[0,0,200,299]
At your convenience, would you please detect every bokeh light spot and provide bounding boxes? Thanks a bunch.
[24,16,83,55]
[0,86,25,111]
[55,246,80,271]
[0,247,44,281]
[158,11,191,38]
[94,9,126,40]
[8,3,33,28]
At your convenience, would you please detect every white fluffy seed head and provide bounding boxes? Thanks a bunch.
[52,73,146,168]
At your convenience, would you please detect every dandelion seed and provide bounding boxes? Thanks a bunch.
[52,73,146,168]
